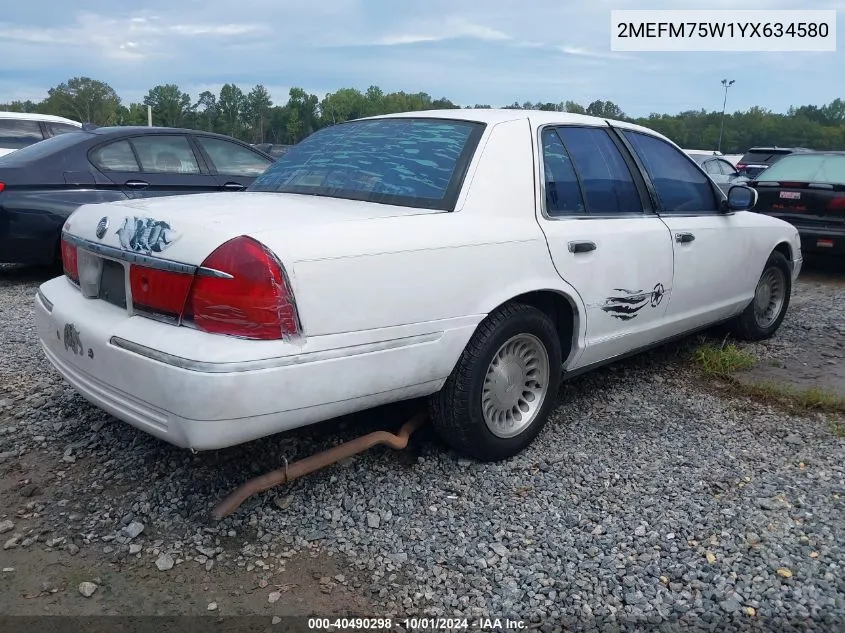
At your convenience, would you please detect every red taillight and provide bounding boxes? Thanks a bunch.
[736,164,746,170]
[0,182,5,193]
[61,237,79,283]
[827,197,845,214]
[183,236,299,340]
[129,265,194,318]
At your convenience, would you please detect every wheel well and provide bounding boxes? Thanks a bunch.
[500,290,577,362]
[773,241,792,263]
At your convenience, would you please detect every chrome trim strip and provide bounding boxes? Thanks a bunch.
[109,331,443,373]
[197,266,234,279]
[62,232,198,275]
[36,289,53,312]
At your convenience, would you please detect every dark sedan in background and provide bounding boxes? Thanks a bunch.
[0,126,275,265]
[749,151,845,256]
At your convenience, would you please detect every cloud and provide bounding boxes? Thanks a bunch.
[0,0,841,118]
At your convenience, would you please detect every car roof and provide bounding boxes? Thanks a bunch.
[0,111,81,126]
[364,109,676,145]
[89,126,236,137]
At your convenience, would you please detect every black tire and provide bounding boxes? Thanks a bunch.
[730,251,792,341]
[429,302,562,462]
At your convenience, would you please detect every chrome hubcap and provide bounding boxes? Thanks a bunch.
[753,266,786,329]
[482,333,550,438]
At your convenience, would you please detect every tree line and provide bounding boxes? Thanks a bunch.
[2,76,844,154]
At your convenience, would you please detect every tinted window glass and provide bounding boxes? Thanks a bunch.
[196,136,272,176]
[557,127,642,214]
[249,118,485,211]
[718,160,736,176]
[756,154,845,184]
[0,131,86,165]
[623,131,718,213]
[130,135,200,174]
[541,128,585,216]
[703,160,721,175]
[0,119,44,150]
[48,122,81,136]
[91,140,140,172]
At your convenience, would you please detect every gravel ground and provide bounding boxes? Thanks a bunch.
[1,262,844,631]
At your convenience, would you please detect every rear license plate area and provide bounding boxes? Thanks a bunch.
[780,191,801,199]
[98,259,127,309]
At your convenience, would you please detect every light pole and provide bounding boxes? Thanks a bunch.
[717,79,735,153]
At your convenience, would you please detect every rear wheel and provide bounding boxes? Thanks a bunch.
[429,302,562,461]
[730,251,792,341]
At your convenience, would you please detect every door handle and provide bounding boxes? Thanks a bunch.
[124,180,149,189]
[222,182,246,191]
[568,240,597,254]
[675,232,695,243]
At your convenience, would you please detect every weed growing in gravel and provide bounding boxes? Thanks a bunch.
[692,341,756,377]
[741,382,845,415]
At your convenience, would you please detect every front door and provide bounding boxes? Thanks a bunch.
[619,129,753,334]
[534,124,675,369]
[192,135,274,191]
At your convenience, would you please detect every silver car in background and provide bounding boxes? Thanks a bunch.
[685,150,748,193]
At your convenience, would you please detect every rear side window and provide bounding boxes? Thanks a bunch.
[556,127,643,215]
[717,160,737,176]
[541,128,585,216]
[756,154,845,184]
[0,119,44,150]
[91,140,140,172]
[130,136,200,174]
[195,136,272,176]
[703,160,721,175]
[249,118,485,211]
[48,122,81,136]
[623,131,718,213]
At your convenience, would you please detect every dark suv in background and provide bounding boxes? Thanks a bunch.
[736,147,813,179]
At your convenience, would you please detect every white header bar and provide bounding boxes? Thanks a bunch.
[610,10,837,52]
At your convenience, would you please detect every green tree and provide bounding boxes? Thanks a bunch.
[243,84,273,142]
[218,83,246,138]
[42,76,122,125]
[143,84,192,127]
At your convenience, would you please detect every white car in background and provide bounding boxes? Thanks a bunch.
[0,111,82,157]
[36,110,801,462]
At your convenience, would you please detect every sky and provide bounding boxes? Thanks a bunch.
[0,0,842,118]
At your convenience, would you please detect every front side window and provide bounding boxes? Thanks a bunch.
[623,131,718,213]
[556,126,643,214]
[90,140,140,172]
[249,118,485,211]
[195,136,272,176]
[0,119,44,150]
[541,128,585,216]
[130,135,200,174]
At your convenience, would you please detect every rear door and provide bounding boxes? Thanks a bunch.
[534,123,675,369]
[193,135,274,191]
[89,134,219,199]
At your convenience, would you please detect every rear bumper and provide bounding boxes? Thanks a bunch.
[35,276,477,450]
[795,226,845,255]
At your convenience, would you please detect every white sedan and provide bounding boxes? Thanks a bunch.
[35,109,802,461]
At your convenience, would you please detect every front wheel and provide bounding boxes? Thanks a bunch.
[730,251,792,341]
[429,303,562,461]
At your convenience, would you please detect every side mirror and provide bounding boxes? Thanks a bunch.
[724,184,757,212]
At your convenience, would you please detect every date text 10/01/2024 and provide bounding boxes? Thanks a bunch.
[307,617,528,630]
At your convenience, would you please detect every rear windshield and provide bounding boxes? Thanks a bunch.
[756,154,845,184]
[0,131,87,165]
[248,118,486,210]
[740,151,790,164]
